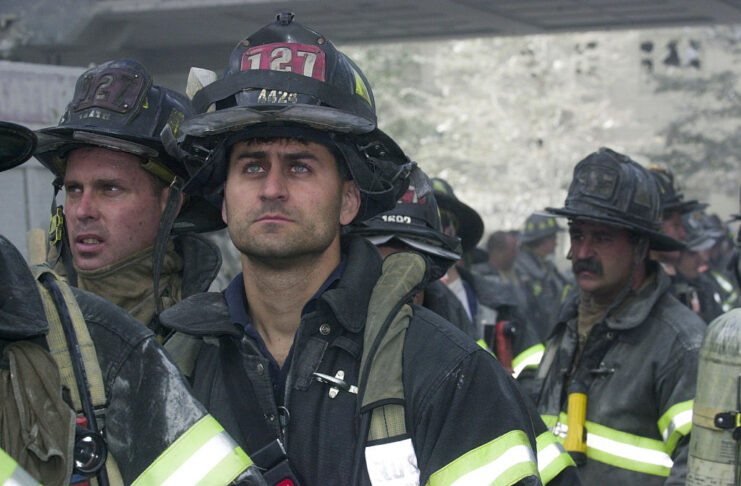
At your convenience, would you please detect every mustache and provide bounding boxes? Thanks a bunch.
[572,258,603,275]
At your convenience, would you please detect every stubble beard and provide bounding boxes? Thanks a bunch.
[227,203,342,268]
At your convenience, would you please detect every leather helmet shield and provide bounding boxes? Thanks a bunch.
[0,121,36,172]
[547,147,684,252]
[34,60,193,182]
[185,12,376,136]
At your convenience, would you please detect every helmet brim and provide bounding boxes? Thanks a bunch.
[0,121,36,172]
[546,206,685,252]
[434,192,484,253]
[180,104,375,138]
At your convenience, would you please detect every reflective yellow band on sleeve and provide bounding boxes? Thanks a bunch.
[427,430,538,485]
[658,400,693,455]
[536,431,575,485]
[476,339,495,356]
[0,449,40,486]
[543,412,673,477]
[512,344,545,378]
[132,414,253,486]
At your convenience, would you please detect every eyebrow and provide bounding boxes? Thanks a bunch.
[64,177,125,187]
[231,149,323,168]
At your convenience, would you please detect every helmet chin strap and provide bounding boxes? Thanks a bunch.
[151,176,183,337]
[49,176,78,286]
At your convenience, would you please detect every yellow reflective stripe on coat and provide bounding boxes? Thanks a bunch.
[0,449,40,486]
[132,415,252,486]
[542,413,673,477]
[657,400,693,455]
[512,344,545,378]
[536,431,575,485]
[427,430,538,485]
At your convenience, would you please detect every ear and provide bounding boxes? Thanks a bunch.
[339,180,361,225]
[221,197,228,225]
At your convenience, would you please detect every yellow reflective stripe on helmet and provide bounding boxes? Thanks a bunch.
[544,412,672,477]
[351,67,372,106]
[132,415,252,486]
[536,431,575,485]
[0,449,40,486]
[657,400,693,455]
[512,344,545,378]
[427,430,538,485]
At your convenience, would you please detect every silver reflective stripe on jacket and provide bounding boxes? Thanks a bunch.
[543,412,675,477]
[131,415,252,485]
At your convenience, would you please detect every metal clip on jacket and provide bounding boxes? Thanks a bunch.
[312,371,358,398]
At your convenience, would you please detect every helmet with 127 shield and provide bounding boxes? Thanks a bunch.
[167,11,414,222]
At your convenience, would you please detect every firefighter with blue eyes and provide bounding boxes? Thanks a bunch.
[33,59,224,336]
[533,147,706,485]
[0,121,265,486]
[160,12,549,486]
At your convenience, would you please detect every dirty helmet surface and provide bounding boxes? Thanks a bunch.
[349,183,462,281]
[34,58,223,234]
[430,177,484,253]
[647,166,706,216]
[173,12,413,223]
[0,121,36,172]
[547,147,683,252]
[520,212,563,245]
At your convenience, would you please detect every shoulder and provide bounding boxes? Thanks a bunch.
[159,291,239,336]
[72,286,152,347]
[647,291,705,351]
[403,305,508,398]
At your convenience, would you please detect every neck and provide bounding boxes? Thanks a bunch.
[241,239,341,366]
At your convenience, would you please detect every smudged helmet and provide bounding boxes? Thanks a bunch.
[520,212,563,245]
[0,121,36,172]
[34,58,222,234]
[348,182,462,281]
[430,178,484,254]
[171,12,413,222]
[647,166,706,216]
[547,147,683,251]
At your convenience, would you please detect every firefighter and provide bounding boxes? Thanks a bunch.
[514,212,573,342]
[160,13,545,485]
[671,209,725,323]
[34,59,223,335]
[534,147,705,485]
[0,121,265,485]
[348,180,582,485]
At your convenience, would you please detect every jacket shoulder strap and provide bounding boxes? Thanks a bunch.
[30,265,126,486]
[31,265,106,411]
[359,251,427,442]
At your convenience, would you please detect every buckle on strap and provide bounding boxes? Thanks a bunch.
[49,206,65,246]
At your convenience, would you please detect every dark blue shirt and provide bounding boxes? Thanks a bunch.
[223,257,347,404]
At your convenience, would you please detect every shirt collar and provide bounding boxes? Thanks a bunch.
[223,255,347,333]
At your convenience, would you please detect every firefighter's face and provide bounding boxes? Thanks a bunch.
[222,138,360,263]
[64,147,169,270]
[569,220,644,304]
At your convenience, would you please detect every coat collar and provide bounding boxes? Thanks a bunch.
[561,262,671,332]
[318,236,383,334]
